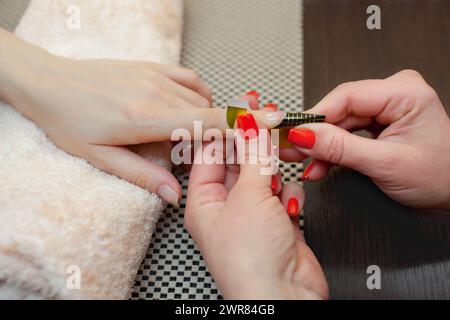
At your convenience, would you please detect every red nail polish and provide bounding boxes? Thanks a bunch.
[237,113,259,140]
[287,197,299,217]
[302,161,314,181]
[288,128,316,149]
[271,175,277,192]
[246,90,260,99]
[264,103,279,111]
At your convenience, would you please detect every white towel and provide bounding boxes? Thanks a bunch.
[0,0,183,299]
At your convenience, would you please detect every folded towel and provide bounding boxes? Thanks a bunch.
[0,0,183,299]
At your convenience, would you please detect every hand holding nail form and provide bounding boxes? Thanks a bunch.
[184,111,328,299]
[284,70,450,210]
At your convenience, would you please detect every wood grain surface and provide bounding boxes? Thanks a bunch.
[303,0,450,299]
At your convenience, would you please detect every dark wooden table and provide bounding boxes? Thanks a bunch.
[303,0,450,299]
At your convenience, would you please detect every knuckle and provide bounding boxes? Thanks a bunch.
[205,87,213,99]
[202,108,220,129]
[121,103,148,126]
[335,81,354,92]
[87,148,115,174]
[132,170,153,191]
[325,133,346,165]
[142,65,158,79]
[143,83,164,101]
[198,96,211,108]
[397,69,423,79]
[419,83,438,102]
[186,69,201,81]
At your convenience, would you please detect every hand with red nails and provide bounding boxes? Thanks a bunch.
[287,70,450,210]
[185,117,328,300]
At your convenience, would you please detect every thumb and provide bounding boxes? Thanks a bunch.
[89,145,181,207]
[287,123,399,176]
[234,120,275,189]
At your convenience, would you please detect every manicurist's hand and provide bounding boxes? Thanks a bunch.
[0,28,284,206]
[185,121,328,299]
[286,70,450,210]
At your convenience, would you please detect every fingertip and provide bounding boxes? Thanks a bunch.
[302,159,331,182]
[271,171,283,195]
[280,182,305,217]
[239,94,260,110]
[156,183,181,208]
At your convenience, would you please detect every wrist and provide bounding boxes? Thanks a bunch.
[0,28,52,110]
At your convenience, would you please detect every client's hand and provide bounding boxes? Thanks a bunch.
[185,121,328,299]
[0,29,284,206]
[285,70,450,210]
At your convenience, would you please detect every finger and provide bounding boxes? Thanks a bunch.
[307,76,423,126]
[239,91,260,110]
[334,116,373,131]
[271,169,283,195]
[89,145,181,207]
[185,142,227,241]
[156,107,287,142]
[197,107,286,132]
[280,182,305,217]
[151,64,213,103]
[287,123,406,177]
[189,141,226,190]
[279,147,307,162]
[235,114,274,189]
[302,159,332,182]
[158,74,211,109]
[280,183,305,242]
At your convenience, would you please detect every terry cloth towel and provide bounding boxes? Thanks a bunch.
[0,0,183,299]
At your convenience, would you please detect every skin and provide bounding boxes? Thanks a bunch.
[1,25,448,299]
[0,28,284,206]
[186,72,450,299]
[286,70,450,210]
[185,135,329,300]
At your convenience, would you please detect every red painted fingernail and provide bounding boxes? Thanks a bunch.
[237,113,259,140]
[302,161,315,181]
[287,197,299,217]
[271,175,278,192]
[288,128,316,149]
[264,103,279,111]
[246,90,260,99]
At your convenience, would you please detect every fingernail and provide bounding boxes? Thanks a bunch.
[287,197,299,218]
[246,90,260,99]
[157,184,180,208]
[288,128,316,149]
[271,175,278,192]
[237,113,259,140]
[264,103,279,111]
[302,161,314,181]
[264,110,287,125]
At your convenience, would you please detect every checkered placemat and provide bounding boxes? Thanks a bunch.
[131,0,305,300]
[0,0,29,31]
